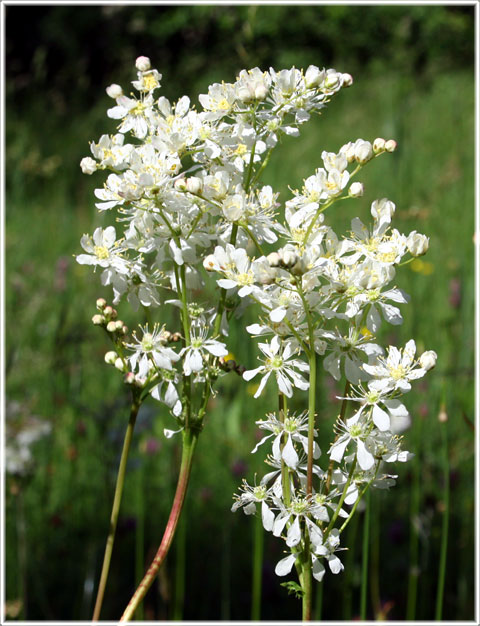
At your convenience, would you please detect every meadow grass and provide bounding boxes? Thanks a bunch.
[5,68,475,620]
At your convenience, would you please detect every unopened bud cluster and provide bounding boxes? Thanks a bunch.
[92,299,128,335]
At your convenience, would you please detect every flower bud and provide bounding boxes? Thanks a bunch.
[407,231,429,256]
[371,198,396,223]
[92,314,104,326]
[340,142,356,163]
[174,177,187,191]
[122,325,128,335]
[438,405,448,423]
[254,84,269,100]
[134,375,146,388]
[114,357,125,371]
[385,139,397,152]
[419,350,437,371]
[280,249,298,268]
[171,332,182,342]
[354,140,373,165]
[135,56,151,72]
[373,137,386,153]
[80,157,97,175]
[106,321,117,333]
[305,65,324,88]
[115,320,125,331]
[349,182,364,198]
[324,72,340,90]
[186,176,203,194]
[341,73,353,87]
[203,254,216,271]
[104,351,117,365]
[96,298,107,310]
[106,83,123,99]
[267,252,281,267]
[124,372,135,385]
[103,305,113,317]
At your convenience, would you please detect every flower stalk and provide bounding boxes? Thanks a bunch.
[120,427,198,622]
[92,394,140,621]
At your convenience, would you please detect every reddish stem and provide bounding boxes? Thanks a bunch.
[120,428,198,622]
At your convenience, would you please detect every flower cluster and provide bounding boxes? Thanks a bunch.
[78,57,436,606]
[78,57,353,432]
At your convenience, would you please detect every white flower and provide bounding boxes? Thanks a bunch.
[322,329,383,384]
[251,411,320,469]
[272,493,325,550]
[180,329,228,375]
[363,339,427,393]
[235,68,271,102]
[341,384,410,432]
[205,244,260,297]
[370,198,396,232]
[151,375,182,417]
[231,480,276,531]
[243,335,309,398]
[346,287,409,333]
[127,324,180,378]
[76,226,128,273]
[107,94,156,138]
[312,529,345,580]
[329,412,375,470]
[368,430,412,463]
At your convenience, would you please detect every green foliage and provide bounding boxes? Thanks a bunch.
[281,580,305,599]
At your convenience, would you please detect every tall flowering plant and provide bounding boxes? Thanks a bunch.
[78,56,435,620]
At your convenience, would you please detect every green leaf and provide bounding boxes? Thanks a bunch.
[280,581,304,599]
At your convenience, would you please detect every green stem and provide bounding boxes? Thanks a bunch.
[294,279,316,496]
[176,263,192,428]
[92,396,140,621]
[279,393,291,506]
[178,264,191,346]
[134,465,145,621]
[242,224,265,256]
[250,147,274,187]
[370,494,380,617]
[251,509,264,621]
[306,343,317,497]
[325,380,350,494]
[360,489,371,620]
[313,577,323,621]
[302,557,312,622]
[325,457,357,536]
[120,428,198,622]
[302,198,336,245]
[435,411,449,620]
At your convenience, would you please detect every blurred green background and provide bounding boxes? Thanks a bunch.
[5,4,475,622]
